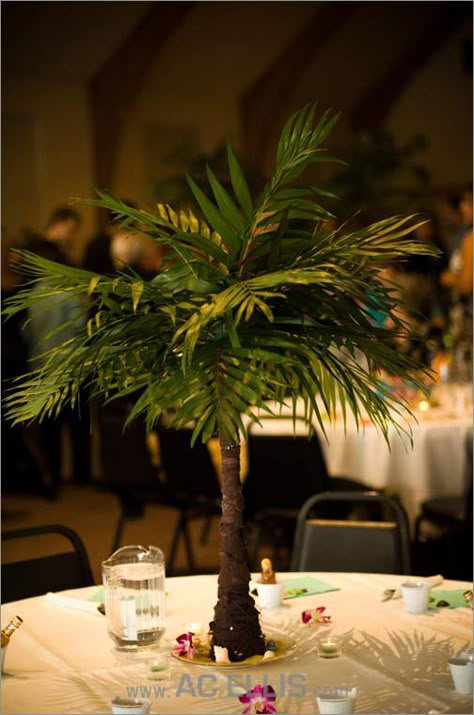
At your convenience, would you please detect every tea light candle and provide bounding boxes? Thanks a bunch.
[318,636,342,658]
[148,653,169,681]
[187,622,204,635]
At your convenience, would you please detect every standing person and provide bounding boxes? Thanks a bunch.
[23,207,91,494]
[133,237,165,281]
[82,210,116,275]
[82,200,139,274]
[1,232,45,496]
[25,206,82,264]
[440,187,473,371]
[440,187,473,301]
[394,211,446,320]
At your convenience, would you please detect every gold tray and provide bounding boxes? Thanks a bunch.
[171,631,296,669]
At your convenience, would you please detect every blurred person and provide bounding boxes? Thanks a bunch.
[135,237,165,281]
[22,213,91,494]
[440,187,473,348]
[30,206,81,263]
[110,228,144,272]
[1,233,45,496]
[82,229,115,275]
[82,199,138,274]
[437,193,464,253]
[392,212,446,322]
[440,187,473,300]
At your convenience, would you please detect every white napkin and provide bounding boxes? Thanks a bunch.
[45,592,103,617]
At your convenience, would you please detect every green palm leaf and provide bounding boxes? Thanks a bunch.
[3,102,437,448]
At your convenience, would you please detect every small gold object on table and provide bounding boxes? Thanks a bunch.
[260,558,277,584]
[1,615,23,673]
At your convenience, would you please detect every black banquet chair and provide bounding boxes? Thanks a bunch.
[243,417,381,568]
[414,431,473,579]
[99,401,221,576]
[415,431,473,541]
[2,524,94,603]
[291,491,411,575]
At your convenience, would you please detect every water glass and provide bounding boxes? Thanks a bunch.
[102,545,166,651]
[315,687,357,714]
[448,657,474,694]
[256,582,285,609]
[111,697,151,714]
[400,580,430,614]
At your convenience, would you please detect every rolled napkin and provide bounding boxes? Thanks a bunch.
[45,592,103,617]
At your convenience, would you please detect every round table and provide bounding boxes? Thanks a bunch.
[2,573,472,713]
[247,407,472,527]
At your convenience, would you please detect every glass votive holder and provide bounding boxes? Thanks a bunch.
[317,636,342,659]
[147,652,170,681]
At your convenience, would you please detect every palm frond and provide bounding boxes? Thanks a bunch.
[4,103,436,447]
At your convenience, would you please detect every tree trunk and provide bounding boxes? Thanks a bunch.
[209,439,265,662]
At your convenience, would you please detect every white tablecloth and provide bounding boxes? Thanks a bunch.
[2,573,472,714]
[249,406,472,526]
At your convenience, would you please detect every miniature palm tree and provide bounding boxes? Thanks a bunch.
[5,104,432,662]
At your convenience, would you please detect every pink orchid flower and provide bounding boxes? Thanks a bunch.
[173,632,195,659]
[301,606,331,625]
[239,684,277,714]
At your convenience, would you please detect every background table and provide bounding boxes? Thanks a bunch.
[248,405,472,526]
[2,573,472,713]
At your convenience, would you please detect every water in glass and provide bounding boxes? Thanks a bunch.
[102,545,165,651]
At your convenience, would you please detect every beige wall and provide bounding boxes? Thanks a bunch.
[116,12,473,209]
[388,23,473,189]
[2,77,95,257]
[2,7,472,253]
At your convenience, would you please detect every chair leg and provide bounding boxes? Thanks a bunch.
[112,510,127,553]
[182,517,196,574]
[414,515,424,543]
[168,512,185,577]
[200,514,213,545]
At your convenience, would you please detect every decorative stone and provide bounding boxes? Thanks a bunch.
[213,645,231,664]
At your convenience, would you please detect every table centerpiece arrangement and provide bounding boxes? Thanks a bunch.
[4,102,436,664]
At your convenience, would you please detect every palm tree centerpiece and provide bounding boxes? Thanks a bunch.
[5,104,432,662]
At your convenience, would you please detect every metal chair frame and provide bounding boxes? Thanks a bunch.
[291,490,411,574]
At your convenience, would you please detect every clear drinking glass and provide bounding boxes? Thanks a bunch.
[102,545,166,651]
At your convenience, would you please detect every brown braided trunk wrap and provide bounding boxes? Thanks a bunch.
[208,440,265,662]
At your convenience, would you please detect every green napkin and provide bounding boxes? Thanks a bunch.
[429,589,470,610]
[88,587,104,603]
[283,576,340,599]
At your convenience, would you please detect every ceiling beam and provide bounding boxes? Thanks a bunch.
[240,2,359,169]
[351,2,470,130]
[89,1,194,222]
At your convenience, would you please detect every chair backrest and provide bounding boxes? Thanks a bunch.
[2,524,94,602]
[99,400,160,490]
[243,417,330,516]
[291,491,411,574]
[156,425,221,502]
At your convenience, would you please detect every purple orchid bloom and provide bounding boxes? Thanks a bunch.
[301,606,331,625]
[173,631,195,659]
[239,684,277,714]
